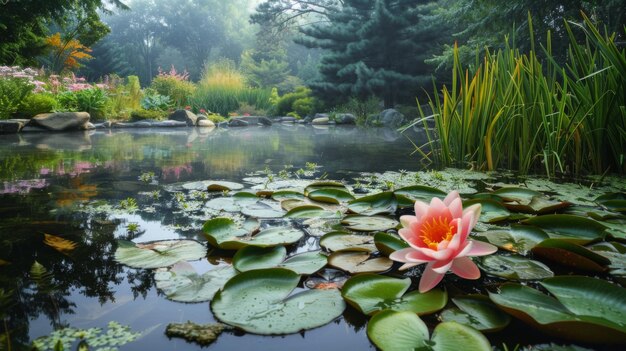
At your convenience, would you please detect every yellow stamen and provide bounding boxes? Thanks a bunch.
[420,216,457,250]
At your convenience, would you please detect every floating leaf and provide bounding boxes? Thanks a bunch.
[489,277,626,344]
[278,252,328,275]
[348,191,397,216]
[202,218,257,249]
[233,246,286,272]
[307,188,354,204]
[43,233,77,254]
[155,262,236,302]
[394,185,446,207]
[240,200,285,218]
[505,195,572,214]
[478,255,553,280]
[374,232,409,256]
[532,239,610,272]
[367,311,491,351]
[320,232,376,252]
[439,295,511,332]
[341,215,399,232]
[342,274,447,315]
[114,240,207,269]
[475,225,548,254]
[328,252,393,274]
[211,268,345,334]
[522,215,607,244]
[204,218,303,250]
[182,180,244,191]
[165,322,225,346]
[271,190,304,201]
[284,205,338,219]
[463,199,511,223]
[304,181,346,196]
[493,187,541,205]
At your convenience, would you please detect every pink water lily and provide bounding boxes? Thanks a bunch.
[390,191,497,292]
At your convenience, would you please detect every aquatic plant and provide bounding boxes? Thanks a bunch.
[390,191,497,292]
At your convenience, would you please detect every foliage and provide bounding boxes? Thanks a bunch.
[409,14,626,176]
[44,33,93,73]
[335,97,382,125]
[57,88,109,120]
[141,93,171,111]
[130,109,167,121]
[125,75,141,110]
[274,86,316,117]
[150,76,195,109]
[18,93,58,118]
[32,321,140,351]
[0,77,33,119]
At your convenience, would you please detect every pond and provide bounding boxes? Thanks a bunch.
[0,125,625,351]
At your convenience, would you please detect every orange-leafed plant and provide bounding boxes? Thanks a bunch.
[45,33,93,72]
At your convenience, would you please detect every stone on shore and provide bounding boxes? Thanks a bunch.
[169,110,198,126]
[0,120,26,133]
[30,112,90,131]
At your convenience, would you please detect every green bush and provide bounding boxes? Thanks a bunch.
[335,97,381,125]
[0,77,33,119]
[130,109,167,121]
[203,112,227,123]
[18,94,58,117]
[126,75,142,110]
[57,88,109,120]
[150,76,196,108]
[274,87,317,117]
[141,93,172,111]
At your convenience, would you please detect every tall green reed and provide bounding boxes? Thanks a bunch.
[409,13,625,177]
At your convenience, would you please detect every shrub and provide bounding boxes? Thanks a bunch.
[274,87,317,117]
[203,112,227,123]
[126,75,142,110]
[335,97,381,125]
[57,88,109,120]
[0,77,33,119]
[150,76,195,108]
[18,94,58,117]
[130,109,167,121]
[141,93,172,111]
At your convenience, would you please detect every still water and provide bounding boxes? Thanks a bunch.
[0,125,427,350]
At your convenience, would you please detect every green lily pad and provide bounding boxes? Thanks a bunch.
[348,191,397,216]
[493,187,541,205]
[374,232,409,256]
[439,295,511,332]
[505,195,572,214]
[521,215,607,244]
[233,246,327,275]
[367,310,491,351]
[182,180,244,192]
[205,196,283,218]
[341,215,399,232]
[307,188,355,204]
[328,252,393,274]
[596,193,626,213]
[211,268,345,334]
[271,190,305,201]
[489,277,626,343]
[304,181,347,196]
[320,232,376,252]
[114,240,207,269]
[203,218,303,249]
[240,200,285,218]
[342,273,447,315]
[463,199,511,223]
[475,224,548,255]
[155,262,236,302]
[478,255,553,280]
[284,205,338,219]
[394,185,446,208]
[532,239,610,272]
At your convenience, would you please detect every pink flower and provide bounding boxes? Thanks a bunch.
[390,191,497,292]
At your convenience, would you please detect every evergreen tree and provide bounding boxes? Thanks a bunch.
[298,0,438,107]
[80,38,133,80]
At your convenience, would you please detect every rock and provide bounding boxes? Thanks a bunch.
[312,117,329,125]
[152,120,188,128]
[169,109,198,126]
[197,119,215,128]
[313,113,329,119]
[228,118,249,127]
[31,112,90,131]
[81,122,96,130]
[217,121,229,128]
[0,120,25,133]
[231,116,272,126]
[20,125,48,133]
[280,117,296,123]
[380,109,405,128]
[335,113,356,124]
[111,122,129,128]
[196,114,208,121]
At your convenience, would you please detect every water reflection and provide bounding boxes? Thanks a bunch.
[0,125,422,350]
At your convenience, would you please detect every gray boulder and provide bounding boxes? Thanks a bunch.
[152,120,188,128]
[0,120,26,133]
[312,117,329,125]
[335,113,356,125]
[168,109,198,126]
[367,109,405,128]
[280,116,296,123]
[197,119,216,128]
[228,118,249,127]
[30,112,90,131]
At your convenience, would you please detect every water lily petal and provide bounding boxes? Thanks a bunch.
[447,196,463,219]
[405,249,434,263]
[389,248,417,262]
[414,200,430,219]
[450,256,481,279]
[419,262,445,292]
[400,215,416,229]
[459,211,475,243]
[399,262,421,270]
[431,258,454,274]
[399,228,423,249]
[443,190,460,206]
[462,203,481,228]
[466,240,498,256]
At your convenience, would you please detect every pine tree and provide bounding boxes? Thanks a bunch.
[298,0,438,107]
[80,38,133,80]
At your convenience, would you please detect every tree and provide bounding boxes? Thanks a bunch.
[0,0,128,65]
[80,37,133,80]
[297,0,439,107]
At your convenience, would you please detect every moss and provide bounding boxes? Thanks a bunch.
[165,321,226,346]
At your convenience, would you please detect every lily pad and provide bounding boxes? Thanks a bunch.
[348,191,397,216]
[114,240,207,269]
[394,185,446,207]
[505,195,572,214]
[342,273,447,315]
[155,262,236,302]
[182,180,244,191]
[493,187,541,205]
[304,181,346,196]
[284,205,338,219]
[475,224,548,255]
[463,199,511,223]
[320,232,376,252]
[367,310,491,351]
[271,190,305,201]
[341,215,399,232]
[328,252,393,274]
[240,200,285,218]
[374,232,409,256]
[307,188,355,204]
[489,277,626,343]
[478,255,553,280]
[439,295,511,332]
[532,239,610,272]
[203,218,303,249]
[521,215,607,244]
[233,246,327,275]
[211,268,345,334]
